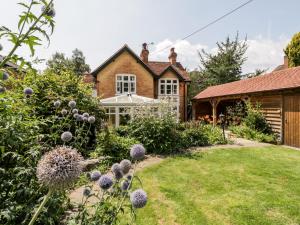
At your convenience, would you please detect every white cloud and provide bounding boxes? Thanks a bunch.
[151,36,289,74]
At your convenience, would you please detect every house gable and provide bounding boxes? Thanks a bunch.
[95,49,155,99]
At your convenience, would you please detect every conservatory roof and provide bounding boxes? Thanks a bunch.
[100,93,161,106]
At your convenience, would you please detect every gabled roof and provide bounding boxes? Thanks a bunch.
[91,45,190,81]
[91,44,156,77]
[193,66,300,100]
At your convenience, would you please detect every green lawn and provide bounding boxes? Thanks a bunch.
[130,146,300,225]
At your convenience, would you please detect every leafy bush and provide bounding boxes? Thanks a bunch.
[230,125,276,143]
[243,103,272,134]
[202,125,227,145]
[128,115,181,154]
[94,129,139,162]
[180,127,209,148]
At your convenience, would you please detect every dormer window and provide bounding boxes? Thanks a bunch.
[116,74,136,94]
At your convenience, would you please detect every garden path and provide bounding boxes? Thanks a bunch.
[69,136,271,204]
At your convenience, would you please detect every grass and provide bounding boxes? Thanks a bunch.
[126,146,300,225]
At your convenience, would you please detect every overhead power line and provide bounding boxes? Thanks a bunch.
[153,0,254,54]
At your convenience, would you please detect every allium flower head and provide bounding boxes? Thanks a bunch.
[83,187,91,197]
[36,146,83,190]
[2,72,9,80]
[68,100,76,108]
[72,108,78,114]
[61,109,68,115]
[121,180,130,191]
[53,100,61,108]
[42,4,56,17]
[120,159,131,174]
[0,86,5,93]
[24,87,33,96]
[83,117,88,122]
[88,116,95,124]
[73,113,79,119]
[111,163,123,180]
[90,171,101,181]
[130,189,147,208]
[130,144,146,160]
[83,112,89,118]
[76,114,84,122]
[61,131,72,142]
[98,174,113,190]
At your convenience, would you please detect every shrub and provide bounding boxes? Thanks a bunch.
[243,103,272,134]
[180,127,209,148]
[94,129,139,162]
[202,125,227,145]
[128,115,181,154]
[230,125,276,143]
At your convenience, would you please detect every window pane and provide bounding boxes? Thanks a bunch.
[173,80,177,83]
[167,80,172,83]
[110,107,116,113]
[117,76,122,81]
[130,76,135,81]
[124,76,129,81]
[130,83,135,92]
[167,84,172,94]
[160,80,165,83]
[173,84,178,94]
[160,84,165,94]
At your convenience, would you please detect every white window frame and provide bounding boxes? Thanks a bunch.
[158,78,179,96]
[116,74,136,95]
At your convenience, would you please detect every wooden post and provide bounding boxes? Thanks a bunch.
[210,99,219,126]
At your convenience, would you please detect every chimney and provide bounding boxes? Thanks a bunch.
[168,47,177,65]
[284,55,289,68]
[140,43,149,63]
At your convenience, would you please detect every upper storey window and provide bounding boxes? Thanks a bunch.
[116,74,136,94]
[159,78,178,95]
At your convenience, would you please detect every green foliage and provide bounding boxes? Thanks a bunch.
[128,115,181,154]
[225,101,246,126]
[243,103,272,134]
[196,33,247,92]
[230,125,276,143]
[0,0,55,69]
[285,32,300,67]
[180,127,209,148]
[94,129,139,162]
[201,125,227,145]
[46,49,90,76]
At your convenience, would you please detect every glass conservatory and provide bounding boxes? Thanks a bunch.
[100,93,177,127]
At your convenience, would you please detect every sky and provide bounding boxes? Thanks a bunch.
[0,0,299,73]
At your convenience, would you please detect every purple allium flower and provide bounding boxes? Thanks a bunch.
[68,100,76,108]
[120,159,131,174]
[72,108,78,114]
[130,144,146,160]
[53,100,61,108]
[88,116,95,124]
[42,4,56,17]
[83,112,89,118]
[130,189,147,208]
[0,86,5,93]
[36,146,83,190]
[98,174,113,190]
[76,114,84,122]
[121,180,130,191]
[61,131,72,142]
[90,171,101,181]
[24,87,33,96]
[83,117,88,122]
[2,72,9,80]
[61,109,68,115]
[83,187,91,197]
[111,163,123,180]
[127,175,132,181]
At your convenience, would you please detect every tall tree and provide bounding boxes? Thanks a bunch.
[188,34,247,102]
[46,49,90,76]
[285,32,300,67]
[71,48,90,75]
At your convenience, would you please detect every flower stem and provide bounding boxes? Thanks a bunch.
[28,189,53,225]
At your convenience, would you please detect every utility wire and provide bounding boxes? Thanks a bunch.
[153,0,254,54]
